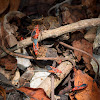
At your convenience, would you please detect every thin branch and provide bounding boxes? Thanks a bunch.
[17,18,100,49]
[1,18,100,58]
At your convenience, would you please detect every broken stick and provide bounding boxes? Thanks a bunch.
[1,18,100,57]
[38,61,73,97]
[17,18,100,48]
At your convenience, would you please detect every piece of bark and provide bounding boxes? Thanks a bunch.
[3,11,25,47]
[59,41,99,79]
[12,70,20,86]
[38,61,73,97]
[1,18,100,58]
[84,26,97,43]
[18,67,34,87]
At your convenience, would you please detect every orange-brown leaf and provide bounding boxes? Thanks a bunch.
[0,86,6,100]
[17,87,50,100]
[72,39,94,75]
[73,69,100,100]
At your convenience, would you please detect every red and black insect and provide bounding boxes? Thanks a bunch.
[72,84,87,91]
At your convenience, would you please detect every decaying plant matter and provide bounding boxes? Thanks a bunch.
[70,68,100,100]
[0,20,100,99]
[0,21,99,79]
[0,0,100,99]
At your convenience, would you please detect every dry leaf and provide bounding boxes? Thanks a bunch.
[82,0,97,18]
[60,4,87,25]
[72,39,95,75]
[84,27,97,43]
[17,87,50,100]
[73,69,100,100]
[0,55,17,71]
[0,86,6,100]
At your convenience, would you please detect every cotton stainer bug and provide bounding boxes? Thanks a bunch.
[31,25,39,55]
[72,84,87,91]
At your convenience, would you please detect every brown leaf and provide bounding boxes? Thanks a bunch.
[60,4,87,25]
[0,86,6,100]
[0,55,17,71]
[82,0,97,18]
[17,87,50,100]
[73,69,100,100]
[72,39,95,75]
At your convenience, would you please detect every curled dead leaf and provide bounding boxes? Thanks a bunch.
[70,69,100,100]
[72,39,95,76]
[0,55,17,71]
[17,87,50,100]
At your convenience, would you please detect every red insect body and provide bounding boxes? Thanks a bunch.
[58,60,62,64]
[33,42,39,55]
[32,25,39,39]
[48,66,62,73]
[20,37,24,41]
[72,84,87,91]
[32,25,39,55]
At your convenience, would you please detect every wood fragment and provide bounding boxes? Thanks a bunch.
[38,61,74,97]
[84,27,97,43]
[18,67,34,87]
[51,75,55,100]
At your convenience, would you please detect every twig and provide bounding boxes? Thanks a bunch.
[17,18,100,49]
[51,75,55,100]
[0,23,75,67]
[1,18,100,58]
[51,61,56,100]
[0,45,75,66]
